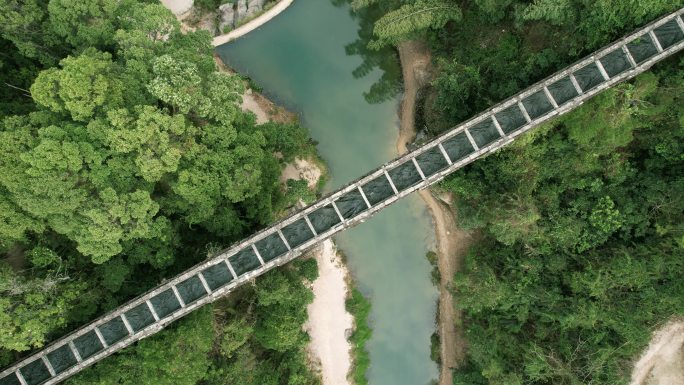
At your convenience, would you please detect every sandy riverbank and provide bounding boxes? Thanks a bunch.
[212,52,353,385]
[214,55,297,125]
[396,40,471,385]
[304,240,354,385]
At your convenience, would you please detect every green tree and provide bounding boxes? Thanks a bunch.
[0,0,318,358]
[47,0,128,49]
[431,59,481,129]
[445,67,684,384]
[31,49,124,121]
[367,0,461,50]
[66,307,214,385]
[0,254,86,351]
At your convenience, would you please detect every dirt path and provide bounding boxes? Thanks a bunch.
[630,320,684,385]
[396,40,471,385]
[396,40,430,155]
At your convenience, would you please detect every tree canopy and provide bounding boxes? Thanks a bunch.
[352,1,683,383]
[444,63,684,385]
[0,0,317,365]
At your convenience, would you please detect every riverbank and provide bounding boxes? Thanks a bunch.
[212,0,294,46]
[214,54,297,124]
[215,2,439,383]
[304,240,353,385]
[163,0,293,47]
[396,39,471,385]
[214,51,353,385]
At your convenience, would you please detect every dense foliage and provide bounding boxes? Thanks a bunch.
[423,3,684,384]
[443,65,684,384]
[331,0,403,104]
[424,0,681,134]
[67,259,320,385]
[346,288,372,385]
[0,0,318,379]
[351,0,462,50]
[352,1,683,384]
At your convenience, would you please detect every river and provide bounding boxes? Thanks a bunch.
[215,1,439,384]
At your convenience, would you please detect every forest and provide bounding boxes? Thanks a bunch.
[1,0,683,384]
[352,0,683,384]
[0,1,320,384]
[445,57,684,385]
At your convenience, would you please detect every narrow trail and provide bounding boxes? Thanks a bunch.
[396,40,471,385]
[630,320,684,385]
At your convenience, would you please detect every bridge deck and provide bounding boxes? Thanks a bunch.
[2,8,684,385]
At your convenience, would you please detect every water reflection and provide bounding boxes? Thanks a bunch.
[332,0,403,104]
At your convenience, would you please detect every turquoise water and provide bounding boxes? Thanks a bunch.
[216,1,438,384]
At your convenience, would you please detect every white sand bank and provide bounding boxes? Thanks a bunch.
[280,158,322,189]
[304,240,353,385]
[241,89,269,124]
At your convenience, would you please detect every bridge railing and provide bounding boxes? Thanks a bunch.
[2,7,683,385]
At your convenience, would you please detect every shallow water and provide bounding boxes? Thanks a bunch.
[216,0,438,383]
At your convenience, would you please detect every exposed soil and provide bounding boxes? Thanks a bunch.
[280,158,322,189]
[241,89,269,124]
[630,320,684,385]
[214,54,297,125]
[396,40,431,155]
[160,0,193,16]
[248,90,298,124]
[396,39,471,385]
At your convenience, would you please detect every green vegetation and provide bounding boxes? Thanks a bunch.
[418,0,680,135]
[67,259,320,385]
[425,250,440,286]
[442,64,684,385]
[430,331,440,365]
[67,308,215,385]
[346,288,372,385]
[351,0,461,50]
[351,1,683,384]
[0,0,319,380]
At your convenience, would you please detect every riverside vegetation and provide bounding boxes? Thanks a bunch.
[351,0,684,384]
[0,1,322,384]
[346,288,372,385]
